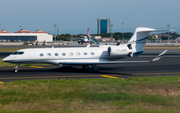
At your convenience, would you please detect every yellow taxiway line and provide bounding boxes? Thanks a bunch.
[28,66,45,68]
[0,75,104,80]
[100,75,119,79]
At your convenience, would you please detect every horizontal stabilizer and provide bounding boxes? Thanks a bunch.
[151,50,168,62]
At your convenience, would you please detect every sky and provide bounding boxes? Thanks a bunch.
[0,0,180,34]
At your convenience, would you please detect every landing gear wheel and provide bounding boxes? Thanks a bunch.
[92,68,99,72]
[14,69,18,73]
[92,65,100,72]
[82,65,90,72]
[82,65,89,70]
[14,64,19,73]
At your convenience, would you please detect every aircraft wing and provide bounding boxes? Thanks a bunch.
[59,61,149,65]
[59,50,167,65]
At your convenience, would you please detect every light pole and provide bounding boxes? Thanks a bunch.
[167,24,170,44]
[159,34,161,43]
[54,24,57,42]
[110,24,113,42]
[122,22,124,42]
[57,27,59,41]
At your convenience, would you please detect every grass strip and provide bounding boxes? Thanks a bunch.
[0,48,24,52]
[0,76,180,112]
[0,59,49,67]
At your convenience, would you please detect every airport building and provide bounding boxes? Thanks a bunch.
[97,18,110,34]
[0,29,53,42]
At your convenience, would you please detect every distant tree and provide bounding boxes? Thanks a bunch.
[171,32,180,39]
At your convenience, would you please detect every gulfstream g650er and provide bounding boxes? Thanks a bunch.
[3,27,168,72]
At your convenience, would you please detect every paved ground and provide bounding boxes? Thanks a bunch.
[1,46,180,83]
[0,56,180,82]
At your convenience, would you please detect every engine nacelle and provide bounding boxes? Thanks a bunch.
[108,46,129,57]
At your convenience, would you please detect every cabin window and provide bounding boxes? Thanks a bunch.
[62,53,66,56]
[77,52,80,56]
[55,53,59,56]
[84,52,87,55]
[47,53,51,56]
[69,52,73,56]
[40,53,44,57]
[91,52,94,55]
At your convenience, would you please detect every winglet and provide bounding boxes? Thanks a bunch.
[151,50,167,62]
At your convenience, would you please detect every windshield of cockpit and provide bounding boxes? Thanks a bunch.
[12,51,24,55]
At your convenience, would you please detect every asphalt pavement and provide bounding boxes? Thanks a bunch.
[0,56,180,82]
[0,46,180,82]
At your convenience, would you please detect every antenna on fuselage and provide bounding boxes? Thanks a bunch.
[86,44,91,47]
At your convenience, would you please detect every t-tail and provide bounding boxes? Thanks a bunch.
[127,27,157,54]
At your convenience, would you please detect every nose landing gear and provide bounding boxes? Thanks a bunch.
[14,64,19,73]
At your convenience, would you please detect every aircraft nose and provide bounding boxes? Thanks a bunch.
[2,57,9,62]
[2,57,7,62]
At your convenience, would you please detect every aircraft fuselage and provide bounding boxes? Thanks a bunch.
[3,45,131,65]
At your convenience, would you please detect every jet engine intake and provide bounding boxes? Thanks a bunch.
[107,46,129,57]
[127,52,133,57]
[127,44,132,49]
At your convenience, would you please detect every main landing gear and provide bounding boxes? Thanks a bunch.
[82,65,100,72]
[14,64,19,73]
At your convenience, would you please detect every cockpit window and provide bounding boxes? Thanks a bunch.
[18,52,24,55]
[13,52,18,55]
[13,51,24,55]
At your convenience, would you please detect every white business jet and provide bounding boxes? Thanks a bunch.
[3,27,168,72]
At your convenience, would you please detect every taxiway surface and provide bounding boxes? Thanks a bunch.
[0,56,180,82]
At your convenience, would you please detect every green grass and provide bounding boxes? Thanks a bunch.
[0,59,48,67]
[0,47,24,52]
[0,76,180,112]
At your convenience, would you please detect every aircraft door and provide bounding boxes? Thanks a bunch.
[29,50,35,60]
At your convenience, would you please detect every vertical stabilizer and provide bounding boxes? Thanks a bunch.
[87,27,90,40]
[87,27,89,37]
[127,27,156,52]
